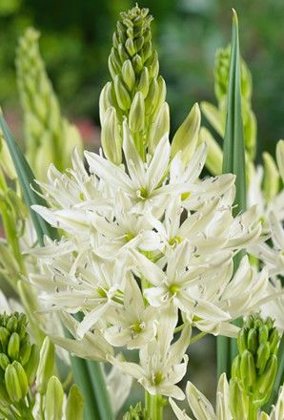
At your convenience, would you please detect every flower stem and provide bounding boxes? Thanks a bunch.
[145,392,164,420]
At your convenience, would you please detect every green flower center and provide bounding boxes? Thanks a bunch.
[168,236,182,247]
[168,283,180,295]
[131,321,144,334]
[137,187,149,200]
[152,370,164,386]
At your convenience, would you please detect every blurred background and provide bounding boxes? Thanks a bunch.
[0,0,283,156]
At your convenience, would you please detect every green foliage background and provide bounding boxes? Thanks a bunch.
[0,0,283,157]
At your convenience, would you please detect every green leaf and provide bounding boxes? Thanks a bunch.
[0,112,113,420]
[0,111,57,245]
[217,10,246,379]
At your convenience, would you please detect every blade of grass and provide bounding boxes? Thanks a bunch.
[0,111,113,420]
[0,110,57,245]
[217,9,246,378]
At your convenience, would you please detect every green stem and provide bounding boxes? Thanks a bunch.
[145,392,164,420]
[190,331,207,345]
[86,361,114,420]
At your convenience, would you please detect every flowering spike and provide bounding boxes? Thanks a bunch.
[101,5,168,161]
[232,315,281,409]
[16,28,82,180]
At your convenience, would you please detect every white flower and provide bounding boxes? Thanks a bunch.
[109,307,191,400]
[85,124,173,216]
[170,376,284,420]
[250,211,284,277]
[170,373,231,420]
[29,245,126,338]
[104,274,157,349]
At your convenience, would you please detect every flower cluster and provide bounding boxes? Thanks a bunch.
[26,112,272,399]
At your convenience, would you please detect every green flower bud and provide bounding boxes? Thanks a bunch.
[148,102,170,155]
[129,92,145,133]
[12,361,28,399]
[101,107,122,165]
[122,60,136,91]
[25,343,40,385]
[247,328,258,354]
[171,103,201,165]
[229,378,249,420]
[36,337,55,394]
[66,384,84,420]
[5,364,22,402]
[137,67,150,97]
[44,376,64,420]
[262,151,280,203]
[0,353,10,371]
[256,355,277,405]
[0,327,9,351]
[114,76,131,111]
[7,332,20,360]
[19,340,32,366]
[256,342,271,375]
[240,350,256,392]
[276,139,284,182]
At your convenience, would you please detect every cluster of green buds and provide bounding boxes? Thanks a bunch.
[230,315,281,419]
[16,28,82,180]
[0,312,39,418]
[123,401,147,419]
[0,312,83,419]
[100,4,169,162]
[200,45,257,176]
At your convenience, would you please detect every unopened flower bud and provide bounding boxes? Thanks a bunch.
[247,328,258,353]
[276,139,284,182]
[66,384,84,420]
[44,376,64,420]
[240,350,256,391]
[122,60,136,91]
[7,332,20,360]
[256,355,277,404]
[114,76,131,111]
[12,361,28,399]
[229,378,249,420]
[36,337,55,394]
[171,103,201,164]
[0,354,9,370]
[129,92,145,133]
[25,343,40,385]
[137,67,149,97]
[5,363,23,402]
[256,342,271,375]
[263,152,280,202]
[101,107,122,165]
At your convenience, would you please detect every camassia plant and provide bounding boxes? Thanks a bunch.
[0,5,283,420]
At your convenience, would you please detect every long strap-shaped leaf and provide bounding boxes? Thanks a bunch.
[217,10,247,378]
[0,111,113,420]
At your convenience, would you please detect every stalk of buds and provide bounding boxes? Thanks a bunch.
[100,4,169,162]
[0,312,84,419]
[230,315,281,418]
[0,312,39,416]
